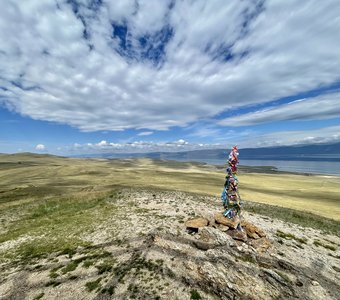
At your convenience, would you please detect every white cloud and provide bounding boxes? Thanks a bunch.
[137,131,153,136]
[175,139,188,145]
[35,144,45,150]
[67,139,222,154]
[63,124,340,154]
[97,140,109,147]
[0,1,340,132]
[237,125,340,148]
[219,91,340,126]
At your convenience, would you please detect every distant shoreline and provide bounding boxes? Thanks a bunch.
[156,158,340,176]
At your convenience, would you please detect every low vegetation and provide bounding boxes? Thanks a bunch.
[1,154,339,220]
[190,289,202,299]
[0,154,339,264]
[85,278,102,292]
[276,230,307,244]
[0,153,339,299]
[313,240,336,251]
[247,203,339,236]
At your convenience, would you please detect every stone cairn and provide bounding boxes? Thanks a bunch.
[185,146,268,248]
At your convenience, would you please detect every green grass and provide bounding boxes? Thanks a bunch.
[112,255,163,283]
[61,261,79,274]
[276,271,292,284]
[190,289,202,299]
[247,202,340,236]
[59,247,77,258]
[85,278,102,292]
[95,257,117,274]
[4,238,89,264]
[1,154,339,220]
[33,292,44,300]
[0,192,118,245]
[0,187,121,264]
[313,240,336,251]
[49,271,59,279]
[45,280,61,287]
[276,230,307,244]
[83,259,94,268]
[0,154,339,270]
[101,285,115,295]
[238,254,257,264]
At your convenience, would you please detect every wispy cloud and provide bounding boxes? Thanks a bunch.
[54,124,340,155]
[0,0,339,133]
[238,125,340,148]
[137,131,153,136]
[219,91,340,126]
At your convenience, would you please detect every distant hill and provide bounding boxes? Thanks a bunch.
[79,142,340,162]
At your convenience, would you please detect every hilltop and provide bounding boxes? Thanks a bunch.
[0,154,339,299]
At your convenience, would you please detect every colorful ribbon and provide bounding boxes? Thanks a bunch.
[221,146,242,218]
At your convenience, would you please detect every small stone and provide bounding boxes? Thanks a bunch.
[263,269,288,286]
[227,229,247,242]
[215,213,240,229]
[240,220,266,239]
[249,237,271,253]
[296,280,303,287]
[185,217,209,230]
[217,224,229,232]
[311,281,320,286]
[194,227,235,250]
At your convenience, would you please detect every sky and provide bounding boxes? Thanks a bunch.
[1,0,340,155]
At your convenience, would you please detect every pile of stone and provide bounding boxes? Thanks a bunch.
[185,146,270,252]
[185,215,270,252]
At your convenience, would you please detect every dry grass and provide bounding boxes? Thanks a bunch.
[1,154,339,221]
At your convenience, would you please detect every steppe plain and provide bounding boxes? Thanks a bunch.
[0,154,339,299]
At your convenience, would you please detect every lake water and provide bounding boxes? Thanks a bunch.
[174,158,340,175]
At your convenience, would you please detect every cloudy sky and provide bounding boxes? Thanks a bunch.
[1,0,340,154]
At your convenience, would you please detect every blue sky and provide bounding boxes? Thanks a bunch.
[1,0,340,155]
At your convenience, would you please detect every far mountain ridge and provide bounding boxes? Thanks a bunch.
[81,142,340,161]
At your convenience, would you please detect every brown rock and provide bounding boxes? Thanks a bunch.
[185,217,209,229]
[227,229,248,242]
[249,237,271,253]
[215,213,240,229]
[217,224,229,232]
[194,227,235,250]
[199,227,235,246]
[241,220,266,239]
[248,232,260,239]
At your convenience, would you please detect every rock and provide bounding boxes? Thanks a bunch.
[263,269,289,286]
[240,220,266,239]
[295,280,303,287]
[311,280,319,286]
[217,224,229,232]
[248,232,260,239]
[197,262,238,295]
[194,227,235,250]
[277,260,297,272]
[227,229,248,242]
[185,217,209,231]
[200,227,235,246]
[249,237,271,253]
[215,213,240,229]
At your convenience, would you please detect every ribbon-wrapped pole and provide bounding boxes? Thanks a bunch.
[221,146,242,219]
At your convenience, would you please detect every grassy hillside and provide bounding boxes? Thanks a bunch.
[0,154,339,299]
[1,153,339,221]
